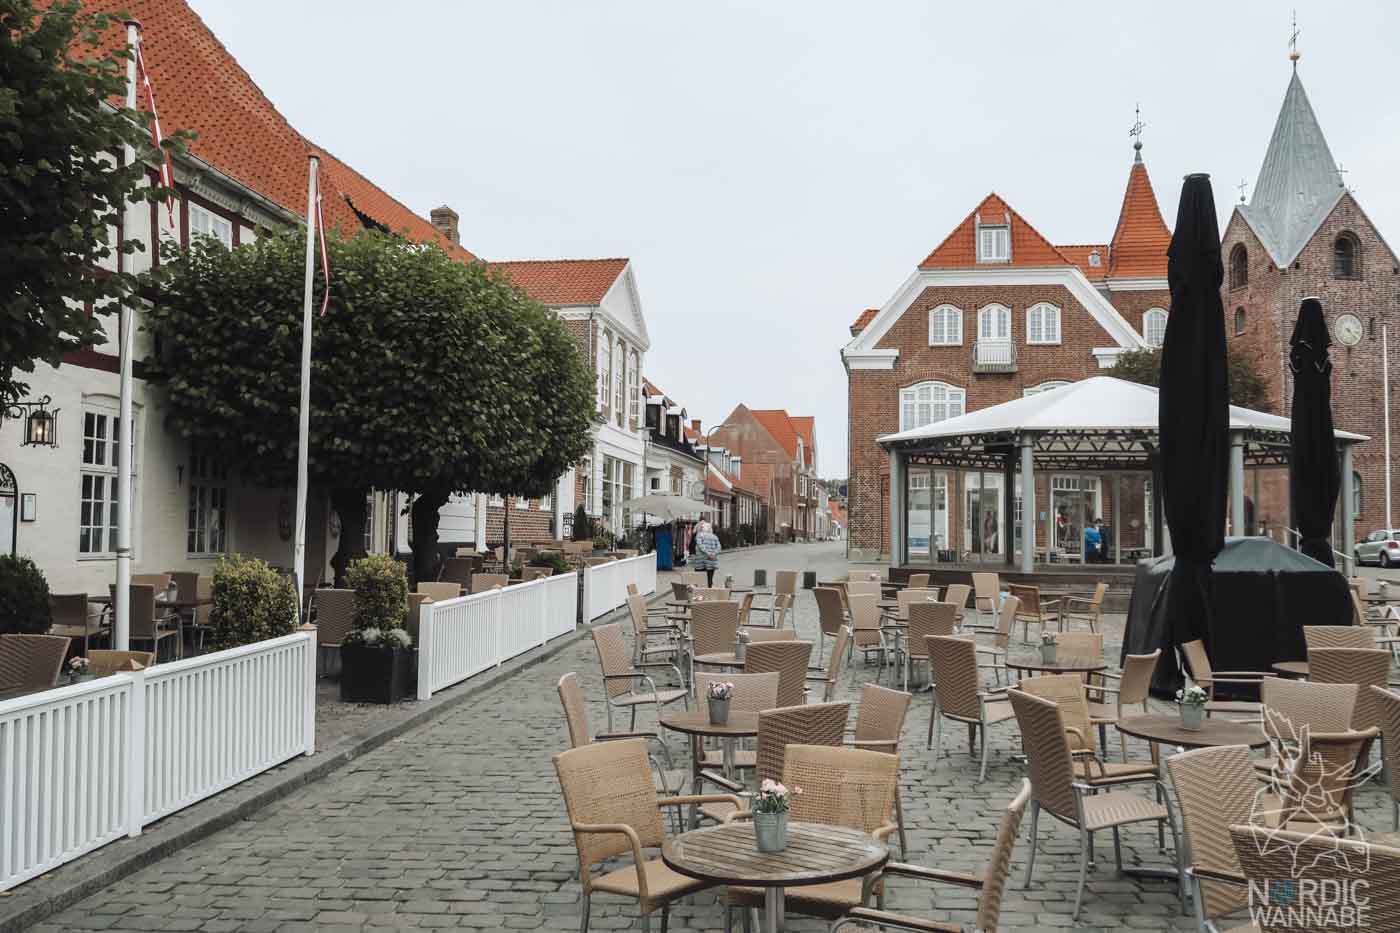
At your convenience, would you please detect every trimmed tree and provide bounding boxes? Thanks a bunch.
[0,0,175,406]
[1109,345,1273,412]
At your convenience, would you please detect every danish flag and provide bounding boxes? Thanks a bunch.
[316,187,331,316]
[133,42,176,225]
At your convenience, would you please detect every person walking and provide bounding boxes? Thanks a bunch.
[693,521,722,586]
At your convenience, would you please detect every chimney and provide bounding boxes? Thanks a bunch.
[691,419,702,434]
[430,205,460,246]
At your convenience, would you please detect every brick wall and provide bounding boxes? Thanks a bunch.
[485,498,555,546]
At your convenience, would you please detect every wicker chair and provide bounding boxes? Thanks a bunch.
[1007,583,1060,641]
[1017,673,1160,786]
[940,582,972,628]
[417,582,462,601]
[769,593,795,630]
[743,640,813,707]
[814,586,848,667]
[125,583,181,661]
[312,588,357,675]
[1088,650,1162,762]
[893,587,939,620]
[845,580,882,602]
[724,744,898,925]
[557,672,684,802]
[190,576,214,651]
[552,738,741,933]
[906,572,930,590]
[1228,824,1400,933]
[1164,744,1260,933]
[848,683,913,857]
[1308,647,1391,736]
[470,573,509,594]
[0,633,70,691]
[903,602,956,690]
[689,600,739,683]
[1304,624,1375,650]
[131,572,172,591]
[1008,687,1183,921]
[847,593,889,679]
[1255,677,1359,778]
[971,572,1000,627]
[692,671,778,781]
[743,628,795,643]
[87,649,155,676]
[805,626,851,703]
[49,592,106,655]
[591,623,688,732]
[1179,639,1270,718]
[1372,684,1400,831]
[1059,581,1107,633]
[833,780,1031,933]
[926,634,1014,782]
[626,594,682,671]
[439,557,474,588]
[964,594,1019,684]
[691,587,730,603]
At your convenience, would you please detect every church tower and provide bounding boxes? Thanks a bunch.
[1221,55,1400,543]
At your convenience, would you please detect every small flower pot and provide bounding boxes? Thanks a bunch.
[1179,703,1204,732]
[67,672,94,685]
[340,645,414,704]
[1039,644,1057,665]
[708,697,730,725]
[752,811,788,853]
[734,640,747,663]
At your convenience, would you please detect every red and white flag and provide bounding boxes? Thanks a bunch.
[133,42,176,226]
[316,189,331,316]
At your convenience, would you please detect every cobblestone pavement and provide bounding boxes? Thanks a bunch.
[39,542,1394,932]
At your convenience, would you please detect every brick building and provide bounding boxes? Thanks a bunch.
[842,142,1171,561]
[709,407,820,541]
[1222,63,1400,552]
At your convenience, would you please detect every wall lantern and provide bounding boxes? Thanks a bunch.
[5,396,59,448]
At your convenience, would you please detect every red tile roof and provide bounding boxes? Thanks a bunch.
[850,307,879,335]
[790,416,815,466]
[919,194,1072,270]
[750,409,800,459]
[1054,244,1110,282]
[1107,161,1171,279]
[489,259,628,307]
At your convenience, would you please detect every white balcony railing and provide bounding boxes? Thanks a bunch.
[973,340,1016,372]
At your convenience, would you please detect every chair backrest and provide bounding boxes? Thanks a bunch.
[694,670,778,711]
[815,626,852,701]
[848,592,880,633]
[1305,624,1374,650]
[774,570,799,597]
[132,573,171,592]
[754,702,849,786]
[1006,582,1041,614]
[404,594,430,639]
[1165,744,1257,921]
[169,571,199,604]
[1272,729,1380,827]
[624,593,650,639]
[1261,677,1358,744]
[907,602,957,653]
[0,634,70,690]
[1007,688,1080,823]
[470,573,509,594]
[87,649,155,676]
[975,780,1033,932]
[942,583,971,613]
[1351,590,1370,626]
[906,572,930,590]
[1372,685,1400,813]
[1087,581,1108,607]
[896,587,939,615]
[1117,650,1162,709]
[194,575,213,628]
[552,739,664,878]
[813,586,845,637]
[927,635,982,722]
[852,683,912,749]
[557,672,593,747]
[770,593,794,630]
[690,600,740,656]
[745,628,794,643]
[126,584,158,639]
[313,588,357,647]
[784,744,898,835]
[49,593,89,629]
[590,623,636,699]
[1053,631,1103,662]
[1179,639,1214,688]
[1018,673,1097,755]
[744,640,813,707]
[439,557,473,586]
[846,580,882,599]
[1229,825,1400,933]
[990,595,1019,650]
[736,592,754,626]
[417,582,461,602]
[681,571,707,588]
[1308,647,1391,732]
[671,580,692,602]
[971,572,1000,603]
[692,588,730,604]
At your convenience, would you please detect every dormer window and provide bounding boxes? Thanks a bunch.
[977,224,1010,263]
[1088,250,1102,267]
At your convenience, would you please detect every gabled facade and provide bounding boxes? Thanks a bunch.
[641,378,706,504]
[709,406,819,541]
[842,143,1173,560]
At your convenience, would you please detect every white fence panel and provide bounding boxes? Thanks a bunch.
[583,554,657,621]
[497,578,545,662]
[541,573,579,642]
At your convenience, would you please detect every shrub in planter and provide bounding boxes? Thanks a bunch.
[341,554,413,704]
[0,555,51,635]
[209,555,297,650]
[572,505,594,542]
[531,551,571,575]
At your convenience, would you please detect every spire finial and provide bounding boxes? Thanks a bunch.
[1289,10,1301,67]
[1129,103,1145,162]
[1237,178,1249,202]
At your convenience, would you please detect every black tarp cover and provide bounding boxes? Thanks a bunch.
[1122,537,1352,696]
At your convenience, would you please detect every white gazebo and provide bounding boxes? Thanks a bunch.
[878,377,1368,572]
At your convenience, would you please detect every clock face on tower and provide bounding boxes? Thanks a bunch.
[1334,312,1364,347]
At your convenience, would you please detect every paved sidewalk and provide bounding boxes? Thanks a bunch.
[33,542,1394,931]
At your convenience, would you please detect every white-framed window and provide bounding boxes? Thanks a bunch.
[899,381,966,431]
[489,493,505,507]
[363,494,375,554]
[541,492,552,513]
[186,447,229,557]
[188,201,233,248]
[1023,380,1071,397]
[79,404,135,557]
[977,225,1010,263]
[1026,302,1061,345]
[978,304,1011,342]
[1143,308,1168,348]
[600,330,613,419]
[614,338,626,428]
[628,350,640,431]
[581,457,595,514]
[1353,471,1362,519]
[928,304,963,346]
[516,496,529,510]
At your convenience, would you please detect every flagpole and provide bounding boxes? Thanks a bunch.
[293,155,319,621]
[1384,321,1393,530]
[113,21,142,652]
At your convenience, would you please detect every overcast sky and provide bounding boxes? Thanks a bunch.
[191,0,1400,478]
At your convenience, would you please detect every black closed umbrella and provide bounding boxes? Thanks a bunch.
[1288,297,1341,566]
[1158,174,1230,646]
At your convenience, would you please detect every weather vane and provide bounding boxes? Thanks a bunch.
[1237,178,1249,203]
[1289,10,1301,66]
[1129,103,1145,158]
[1333,163,1349,189]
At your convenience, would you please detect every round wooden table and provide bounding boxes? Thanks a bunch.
[694,651,743,668]
[662,821,887,933]
[661,710,759,780]
[1004,655,1107,675]
[1272,660,1310,677]
[1116,713,1269,750]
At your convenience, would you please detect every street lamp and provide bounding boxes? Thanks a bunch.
[5,396,59,448]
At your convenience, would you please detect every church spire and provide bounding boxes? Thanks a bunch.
[1108,127,1171,279]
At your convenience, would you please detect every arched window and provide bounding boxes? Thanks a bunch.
[1023,380,1070,397]
[613,337,626,427]
[1142,308,1167,347]
[600,329,614,417]
[1234,307,1247,335]
[1229,244,1249,289]
[899,381,966,431]
[1026,302,1061,345]
[927,305,963,346]
[1353,471,1363,519]
[627,349,640,431]
[977,304,1010,342]
[1333,232,1361,278]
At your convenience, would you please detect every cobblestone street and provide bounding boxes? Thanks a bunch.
[37,542,1394,932]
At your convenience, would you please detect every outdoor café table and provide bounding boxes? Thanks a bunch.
[1004,655,1107,676]
[1272,660,1310,677]
[1116,713,1269,751]
[661,821,887,933]
[661,710,759,781]
[694,651,743,669]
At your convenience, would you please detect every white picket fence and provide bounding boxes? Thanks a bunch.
[417,571,579,700]
[0,631,315,893]
[582,553,658,621]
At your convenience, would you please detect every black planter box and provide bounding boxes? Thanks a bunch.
[339,645,414,704]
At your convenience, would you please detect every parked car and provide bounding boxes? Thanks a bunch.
[1355,529,1400,568]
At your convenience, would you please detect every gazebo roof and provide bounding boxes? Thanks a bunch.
[879,377,1366,470]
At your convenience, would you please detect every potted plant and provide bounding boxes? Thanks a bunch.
[1177,684,1208,732]
[209,555,298,650]
[0,555,51,635]
[66,656,92,684]
[340,554,414,704]
[1039,633,1058,664]
[531,552,571,576]
[734,630,750,663]
[751,779,800,852]
[707,681,733,725]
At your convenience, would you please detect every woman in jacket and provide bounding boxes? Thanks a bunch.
[692,521,722,586]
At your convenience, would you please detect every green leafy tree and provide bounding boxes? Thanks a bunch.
[0,1,175,406]
[1109,345,1273,412]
